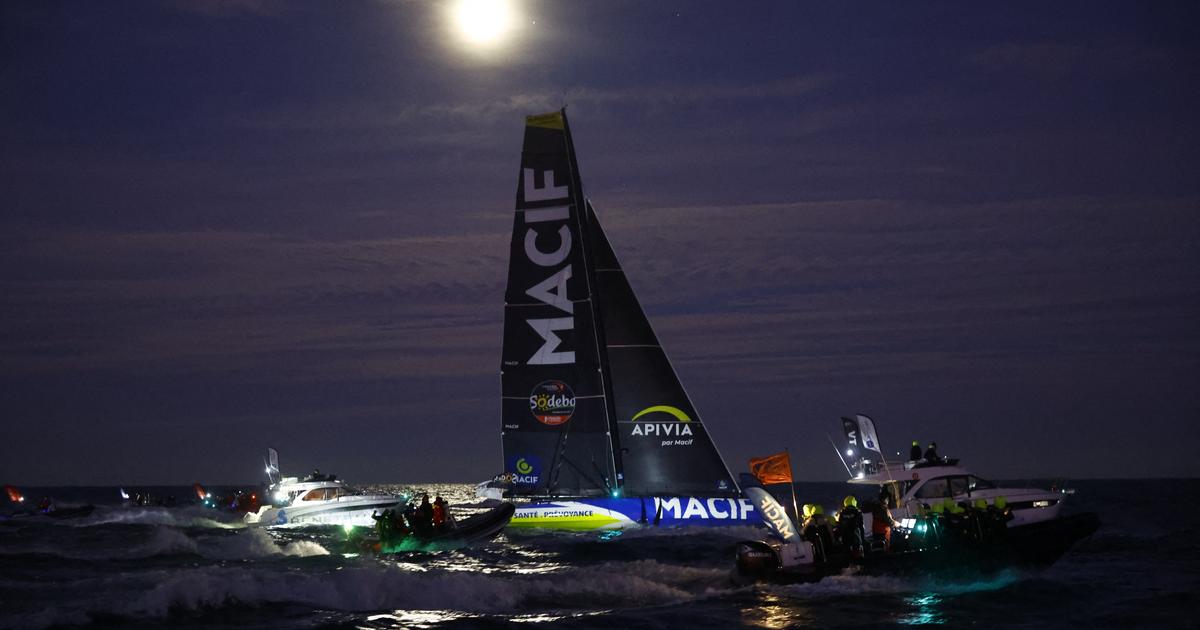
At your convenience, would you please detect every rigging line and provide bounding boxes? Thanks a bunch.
[828,433,853,477]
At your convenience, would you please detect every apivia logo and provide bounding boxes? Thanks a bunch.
[507,455,542,486]
[629,405,694,446]
[530,380,575,426]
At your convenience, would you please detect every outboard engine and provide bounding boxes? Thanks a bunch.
[734,486,818,580]
[736,540,781,576]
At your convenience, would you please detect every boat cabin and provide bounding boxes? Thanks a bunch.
[848,462,1064,527]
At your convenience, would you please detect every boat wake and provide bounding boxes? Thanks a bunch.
[766,568,1024,598]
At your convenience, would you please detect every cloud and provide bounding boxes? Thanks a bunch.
[966,42,1173,79]
[168,0,288,19]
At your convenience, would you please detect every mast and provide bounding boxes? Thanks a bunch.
[561,111,623,496]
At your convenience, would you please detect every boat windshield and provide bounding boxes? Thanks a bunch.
[912,475,971,499]
[300,487,350,501]
[968,476,995,491]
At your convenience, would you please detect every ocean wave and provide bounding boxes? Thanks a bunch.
[199,528,330,560]
[767,568,1022,598]
[0,526,328,562]
[6,558,730,628]
[70,506,244,529]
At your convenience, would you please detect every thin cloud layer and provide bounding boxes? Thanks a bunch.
[1,2,1197,483]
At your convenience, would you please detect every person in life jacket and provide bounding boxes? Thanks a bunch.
[969,498,990,543]
[909,440,922,462]
[909,500,939,549]
[871,491,897,552]
[986,496,1014,537]
[835,495,867,558]
[923,442,942,466]
[939,498,970,544]
[372,509,393,543]
[801,503,836,563]
[432,496,448,532]
[413,494,434,537]
[389,508,409,541]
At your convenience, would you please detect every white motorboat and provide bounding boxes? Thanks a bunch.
[728,415,1097,584]
[243,449,406,528]
[840,414,1069,529]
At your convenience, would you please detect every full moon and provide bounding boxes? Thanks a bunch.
[453,0,517,46]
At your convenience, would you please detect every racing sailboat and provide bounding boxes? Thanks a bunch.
[496,110,759,530]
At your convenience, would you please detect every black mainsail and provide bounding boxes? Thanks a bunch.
[501,110,739,499]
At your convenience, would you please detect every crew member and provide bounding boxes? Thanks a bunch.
[801,504,835,563]
[432,496,447,532]
[970,498,990,543]
[923,442,941,466]
[909,440,922,461]
[413,494,434,537]
[835,495,866,558]
[987,496,1014,537]
[372,509,390,543]
[871,491,896,552]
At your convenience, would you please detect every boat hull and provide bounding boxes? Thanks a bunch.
[509,496,762,531]
[359,503,517,553]
[735,512,1100,584]
[246,497,405,528]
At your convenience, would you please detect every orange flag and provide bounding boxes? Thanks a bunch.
[4,485,24,503]
[749,452,793,485]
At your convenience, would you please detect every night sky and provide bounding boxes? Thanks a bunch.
[2,1,1197,486]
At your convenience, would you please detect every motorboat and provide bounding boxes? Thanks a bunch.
[838,414,1074,531]
[1,485,95,521]
[350,502,517,553]
[243,449,406,528]
[731,415,1099,583]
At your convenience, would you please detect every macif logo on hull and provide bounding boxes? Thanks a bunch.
[655,497,756,521]
[507,455,542,487]
[628,405,694,447]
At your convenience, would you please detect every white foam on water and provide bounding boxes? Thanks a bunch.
[127,527,200,558]
[770,568,1022,598]
[72,506,243,529]
[198,528,329,559]
[5,558,730,627]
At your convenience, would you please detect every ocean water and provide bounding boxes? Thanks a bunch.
[1,480,1196,629]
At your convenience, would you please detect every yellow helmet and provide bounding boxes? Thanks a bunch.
[812,504,825,515]
[802,504,814,519]
[930,502,945,514]
[995,496,1007,509]
[843,495,858,508]
[974,498,987,510]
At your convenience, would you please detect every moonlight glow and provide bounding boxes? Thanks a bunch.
[453,0,517,46]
